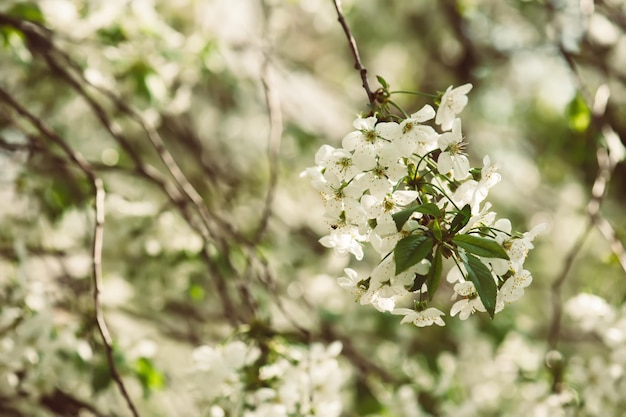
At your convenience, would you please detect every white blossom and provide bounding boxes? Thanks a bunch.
[392,307,446,327]
[397,105,439,157]
[453,155,501,213]
[437,118,470,179]
[342,117,401,171]
[450,281,486,320]
[319,224,366,260]
[436,83,473,131]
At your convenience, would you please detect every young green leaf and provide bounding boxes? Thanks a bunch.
[134,357,165,398]
[376,75,389,89]
[426,246,443,301]
[392,206,417,231]
[566,93,591,133]
[414,203,442,217]
[394,235,434,275]
[449,204,471,233]
[460,252,497,319]
[8,2,45,23]
[452,234,509,259]
[432,217,443,242]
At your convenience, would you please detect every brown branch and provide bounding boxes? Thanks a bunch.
[596,215,626,273]
[7,20,244,325]
[0,86,141,417]
[559,48,625,262]
[53,47,250,247]
[331,0,376,108]
[546,19,625,358]
[548,144,620,347]
[43,52,242,326]
[255,61,283,244]
[41,388,117,417]
[548,223,592,350]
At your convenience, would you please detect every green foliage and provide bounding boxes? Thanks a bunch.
[394,234,434,274]
[125,60,160,102]
[566,93,591,133]
[392,205,416,231]
[6,2,44,23]
[133,357,165,398]
[426,246,443,300]
[376,75,389,89]
[0,1,625,416]
[96,25,128,45]
[460,252,498,319]
[91,360,113,394]
[449,204,471,234]
[452,234,509,260]
[188,282,206,301]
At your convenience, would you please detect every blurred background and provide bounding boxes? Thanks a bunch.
[0,0,625,416]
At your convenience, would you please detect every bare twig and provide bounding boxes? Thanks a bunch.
[47,53,242,326]
[331,0,376,108]
[562,56,623,214]
[547,30,625,352]
[596,215,626,273]
[548,224,592,350]
[55,47,251,247]
[41,388,116,417]
[1,14,245,326]
[255,61,283,245]
[0,86,141,417]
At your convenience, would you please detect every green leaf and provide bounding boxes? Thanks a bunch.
[452,234,509,259]
[420,183,440,198]
[460,252,497,319]
[392,203,442,232]
[376,75,389,89]
[392,206,415,231]
[470,167,482,181]
[96,25,128,45]
[566,93,591,133]
[432,217,443,242]
[91,361,113,393]
[449,204,471,233]
[188,283,205,301]
[7,2,45,23]
[414,203,442,217]
[394,235,434,275]
[134,357,165,398]
[426,247,443,301]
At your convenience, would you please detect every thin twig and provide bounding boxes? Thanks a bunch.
[255,60,283,244]
[547,29,625,350]
[5,18,244,325]
[57,47,250,246]
[0,86,141,417]
[559,49,624,259]
[596,215,626,273]
[331,0,376,108]
[0,12,219,242]
[548,224,592,350]
[46,52,242,326]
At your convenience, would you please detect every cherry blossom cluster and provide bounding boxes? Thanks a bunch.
[303,83,544,327]
[191,338,344,417]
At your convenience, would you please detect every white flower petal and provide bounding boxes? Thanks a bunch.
[437,152,454,174]
[410,104,436,122]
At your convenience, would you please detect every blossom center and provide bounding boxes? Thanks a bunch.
[364,129,377,143]
[447,140,466,156]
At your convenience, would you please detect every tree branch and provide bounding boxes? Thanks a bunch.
[546,12,626,368]
[0,86,141,417]
[331,0,376,108]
